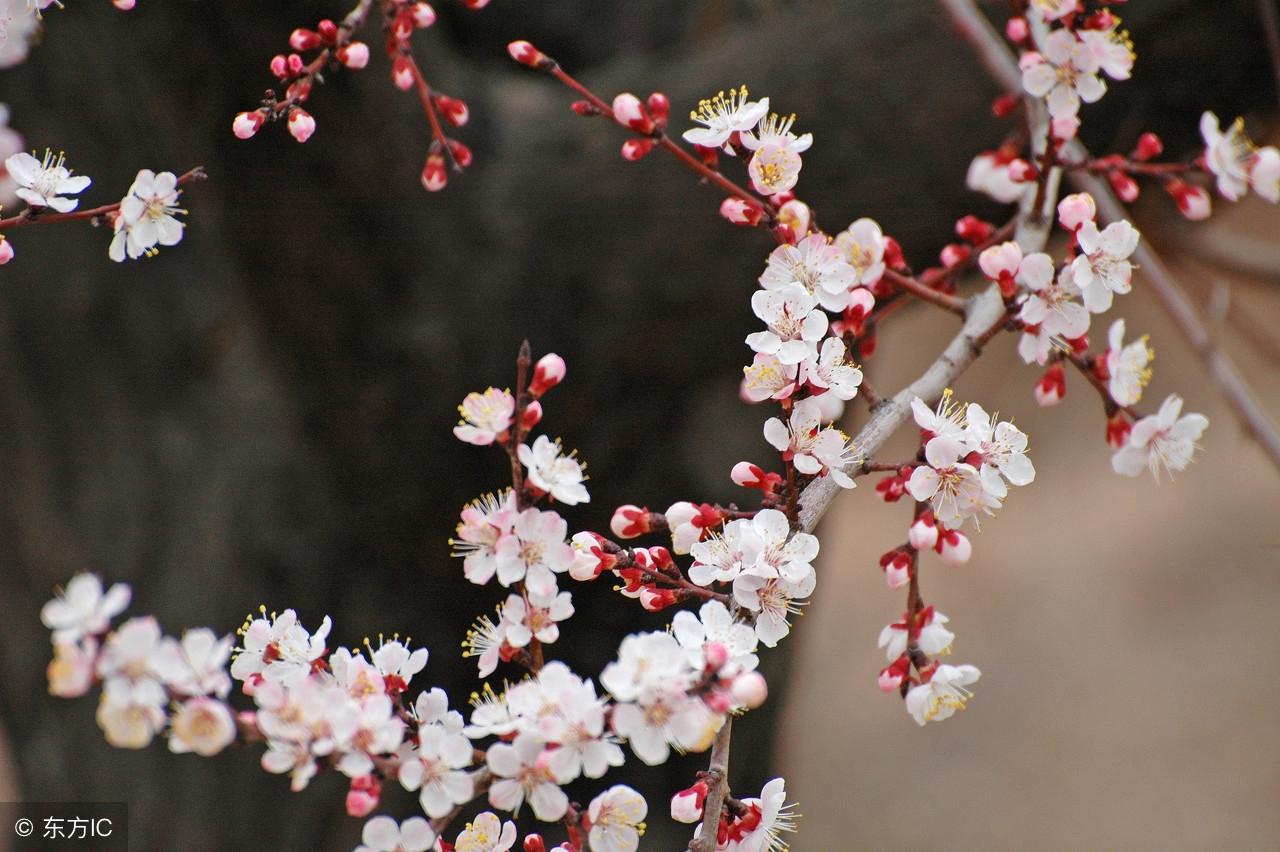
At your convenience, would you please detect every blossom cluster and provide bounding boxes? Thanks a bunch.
[0,148,194,265]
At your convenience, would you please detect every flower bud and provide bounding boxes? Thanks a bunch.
[879,550,911,589]
[391,9,416,41]
[287,108,316,143]
[777,199,811,238]
[646,92,670,128]
[392,55,416,90]
[436,95,469,127]
[507,40,547,68]
[1134,132,1163,161]
[521,400,543,429]
[638,586,679,612]
[524,836,547,852]
[878,656,910,692]
[621,138,656,161]
[286,53,305,76]
[1052,115,1080,141]
[112,0,135,8]
[412,2,437,27]
[730,461,781,492]
[1108,170,1140,203]
[1035,363,1066,406]
[610,505,650,539]
[290,28,321,51]
[939,242,970,269]
[937,529,972,567]
[978,241,1021,281]
[731,671,768,709]
[611,93,654,134]
[316,19,338,43]
[338,41,370,69]
[345,775,381,818]
[421,153,448,192]
[569,532,607,581]
[570,99,598,116]
[269,54,289,79]
[671,780,709,824]
[703,642,730,672]
[908,512,938,551]
[0,238,12,266]
[955,214,994,244]
[1008,158,1037,182]
[463,0,491,7]
[1057,192,1096,231]
[1005,16,1029,42]
[1167,180,1211,221]
[719,197,764,227]
[530,352,566,396]
[448,140,474,169]
[1106,412,1131,450]
[991,92,1020,118]
[875,474,906,502]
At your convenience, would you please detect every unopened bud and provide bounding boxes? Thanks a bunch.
[719,197,764,226]
[731,671,768,709]
[939,242,970,269]
[955,214,994,244]
[286,53,305,77]
[1108,170,1140,203]
[1167,180,1211,221]
[1106,413,1132,450]
[316,19,338,43]
[530,352,566,396]
[269,54,288,79]
[611,93,654,134]
[0,238,13,266]
[879,550,911,590]
[1005,16,1029,42]
[392,55,415,91]
[908,512,938,551]
[448,140,474,168]
[621,138,656,161]
[436,95,469,127]
[671,780,709,824]
[338,42,370,69]
[521,400,543,429]
[232,110,265,140]
[1134,132,1163,161]
[937,529,972,567]
[703,642,729,672]
[610,505,650,539]
[571,100,598,116]
[412,2,437,27]
[646,92,670,127]
[507,40,548,68]
[287,108,316,143]
[421,153,448,192]
[290,28,321,52]
[878,657,910,692]
[524,836,547,852]
[344,775,380,818]
[1057,192,1096,231]
[1035,363,1066,407]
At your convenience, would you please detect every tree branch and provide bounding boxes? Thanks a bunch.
[688,719,732,852]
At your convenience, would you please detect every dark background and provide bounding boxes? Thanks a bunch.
[0,1,1272,848]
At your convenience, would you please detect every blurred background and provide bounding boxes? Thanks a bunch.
[0,0,1276,849]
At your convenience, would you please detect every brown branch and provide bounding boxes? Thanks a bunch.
[0,168,207,231]
[881,268,966,315]
[688,719,732,852]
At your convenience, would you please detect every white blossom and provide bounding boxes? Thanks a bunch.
[518,435,590,505]
[452,812,517,852]
[834,217,887,287]
[355,816,436,852]
[746,284,827,366]
[1200,111,1280,204]
[800,337,863,400]
[1104,319,1152,406]
[109,169,185,261]
[758,233,855,312]
[1021,29,1107,120]
[1071,219,1139,314]
[1111,394,1208,480]
[682,85,769,152]
[905,663,981,725]
[587,785,648,852]
[486,733,569,821]
[40,573,131,643]
[5,149,90,211]
[454,388,515,445]
[763,397,858,489]
[671,599,759,675]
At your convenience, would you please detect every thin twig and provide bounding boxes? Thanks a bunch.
[689,720,732,852]
[0,168,207,231]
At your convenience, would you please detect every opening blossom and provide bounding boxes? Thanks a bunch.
[712,777,798,852]
[519,435,590,505]
[451,812,517,852]
[834,217,888,287]
[6,148,91,211]
[905,663,982,726]
[454,388,515,445]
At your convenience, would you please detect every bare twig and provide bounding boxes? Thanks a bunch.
[689,720,733,852]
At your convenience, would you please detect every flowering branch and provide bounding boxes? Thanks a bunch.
[0,167,205,231]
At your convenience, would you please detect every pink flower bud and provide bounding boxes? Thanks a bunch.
[436,95,469,127]
[719,197,764,227]
[448,140,474,168]
[345,775,381,818]
[879,550,911,589]
[610,505,650,539]
[1108,170,1140,203]
[391,9,416,41]
[703,642,730,672]
[291,28,321,51]
[571,99,598,116]
[955,214,994,244]
[287,108,316,143]
[621,138,655,161]
[1005,16,1029,42]
[337,41,370,69]
[0,238,13,266]
[286,53,305,76]
[730,461,781,492]
[231,110,264,141]
[639,586,679,612]
[1008,158,1037,182]
[646,92,670,127]
[524,836,547,852]
[1167,180,1211,221]
[1134,132,1163,161]
[413,2,437,27]
[611,93,654,134]
[269,54,288,78]
[671,781,709,824]
[937,529,972,567]
[875,474,906,503]
[939,242,970,268]
[703,689,734,715]
[878,657,909,692]
[392,55,416,91]
[521,400,543,429]
[464,0,491,7]
[1106,413,1131,449]
[530,352,566,396]
[664,501,699,531]
[730,671,768,709]
[978,241,1022,280]
[908,512,938,551]
[1057,192,1096,231]
[508,40,547,68]
[991,93,1020,118]
[421,153,448,192]
[316,19,338,43]
[112,0,135,9]
[1035,363,1066,407]
[777,199,811,238]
